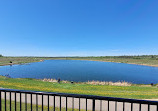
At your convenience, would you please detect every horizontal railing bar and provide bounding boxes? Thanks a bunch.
[0,88,158,105]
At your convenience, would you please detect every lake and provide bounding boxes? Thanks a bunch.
[0,60,158,84]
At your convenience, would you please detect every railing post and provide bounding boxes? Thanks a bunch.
[66,96,67,111]
[5,91,6,111]
[10,92,11,111]
[92,99,95,111]
[0,91,1,111]
[15,92,16,111]
[20,93,22,111]
[42,95,43,111]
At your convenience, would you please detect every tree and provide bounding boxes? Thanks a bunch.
[151,55,155,59]
[0,54,3,57]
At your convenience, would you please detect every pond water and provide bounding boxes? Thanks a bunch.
[0,60,158,84]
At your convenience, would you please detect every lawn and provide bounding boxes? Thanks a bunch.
[0,76,158,99]
[1,100,84,111]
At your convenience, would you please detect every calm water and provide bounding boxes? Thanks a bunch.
[0,60,158,84]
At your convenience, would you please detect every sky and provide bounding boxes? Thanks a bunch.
[0,0,158,56]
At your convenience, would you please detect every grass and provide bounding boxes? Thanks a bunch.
[1,100,84,111]
[0,55,158,67]
[61,56,158,67]
[0,76,158,99]
[0,56,158,100]
[0,57,44,66]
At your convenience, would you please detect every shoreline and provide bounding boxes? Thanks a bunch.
[52,59,158,67]
[42,78,132,86]
[0,59,44,66]
[42,78,158,86]
[82,59,158,67]
[0,58,158,68]
[1,75,157,85]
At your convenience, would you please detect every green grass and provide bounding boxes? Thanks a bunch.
[0,76,158,99]
[0,55,158,67]
[61,56,158,67]
[0,57,44,66]
[1,100,84,111]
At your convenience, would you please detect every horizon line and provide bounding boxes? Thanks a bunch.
[2,55,158,58]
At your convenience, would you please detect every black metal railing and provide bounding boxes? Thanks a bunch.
[0,88,158,111]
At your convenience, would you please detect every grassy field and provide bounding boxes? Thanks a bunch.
[0,57,50,66]
[0,76,158,99]
[61,56,158,67]
[0,55,158,67]
[1,100,83,111]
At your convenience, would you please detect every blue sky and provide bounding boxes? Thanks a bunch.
[0,0,158,56]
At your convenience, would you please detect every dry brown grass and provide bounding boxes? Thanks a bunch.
[86,80,131,86]
[42,78,58,82]
[42,78,132,86]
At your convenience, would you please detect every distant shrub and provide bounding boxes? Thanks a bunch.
[5,74,11,78]
[133,57,141,59]
[151,55,155,59]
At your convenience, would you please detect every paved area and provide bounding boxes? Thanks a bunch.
[1,92,157,111]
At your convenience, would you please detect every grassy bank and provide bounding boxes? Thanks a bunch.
[0,76,158,99]
[0,57,56,66]
[0,57,43,66]
[0,55,158,67]
[61,56,158,67]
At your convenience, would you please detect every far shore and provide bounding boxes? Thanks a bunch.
[47,58,158,67]
[1,59,158,67]
[77,59,158,67]
[0,56,158,67]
